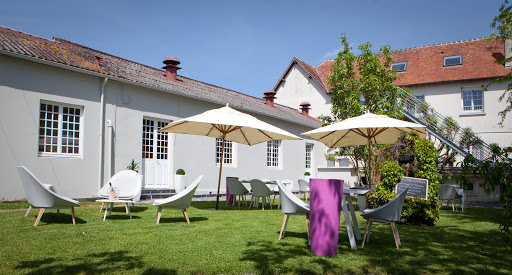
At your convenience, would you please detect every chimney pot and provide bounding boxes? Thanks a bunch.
[263,89,277,107]
[162,56,182,81]
[300,101,311,116]
[95,56,103,67]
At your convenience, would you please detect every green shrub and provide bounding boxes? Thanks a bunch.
[366,134,440,226]
[176,169,186,175]
[378,161,404,191]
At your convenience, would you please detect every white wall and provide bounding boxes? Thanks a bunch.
[408,80,512,148]
[275,64,332,118]
[0,55,328,201]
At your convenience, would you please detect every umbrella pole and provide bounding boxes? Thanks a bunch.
[367,138,372,189]
[215,136,226,210]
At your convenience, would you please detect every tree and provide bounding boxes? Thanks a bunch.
[321,34,403,186]
[328,34,403,121]
[486,0,512,126]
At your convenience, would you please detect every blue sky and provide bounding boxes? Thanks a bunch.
[0,0,504,99]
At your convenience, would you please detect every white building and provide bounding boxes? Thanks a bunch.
[272,38,512,202]
[0,26,325,201]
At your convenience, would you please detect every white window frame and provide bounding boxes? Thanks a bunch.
[267,140,281,168]
[142,118,170,160]
[444,54,462,67]
[391,61,407,72]
[38,101,83,158]
[305,143,313,169]
[216,138,235,166]
[461,88,484,113]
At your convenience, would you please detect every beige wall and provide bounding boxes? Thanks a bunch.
[275,64,332,118]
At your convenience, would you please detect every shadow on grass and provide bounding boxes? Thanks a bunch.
[356,217,512,274]
[32,212,87,225]
[192,200,281,211]
[15,250,176,274]
[101,205,149,213]
[157,216,208,224]
[240,241,312,274]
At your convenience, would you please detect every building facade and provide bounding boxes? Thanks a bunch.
[0,26,325,201]
[272,38,512,201]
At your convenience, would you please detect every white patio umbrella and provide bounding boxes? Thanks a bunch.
[302,113,427,187]
[159,104,302,210]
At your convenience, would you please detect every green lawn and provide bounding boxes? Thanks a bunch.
[0,201,510,274]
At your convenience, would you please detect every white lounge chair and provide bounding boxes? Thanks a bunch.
[298,179,310,201]
[153,175,203,224]
[361,187,409,251]
[249,179,273,210]
[277,180,310,242]
[226,178,249,208]
[97,170,142,211]
[17,166,80,226]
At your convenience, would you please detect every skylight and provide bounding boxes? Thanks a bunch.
[391,62,407,72]
[443,55,462,67]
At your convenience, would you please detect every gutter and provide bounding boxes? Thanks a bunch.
[98,77,108,191]
[0,50,319,129]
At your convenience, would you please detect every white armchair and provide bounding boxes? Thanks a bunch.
[97,170,142,211]
[153,175,203,224]
[17,166,80,226]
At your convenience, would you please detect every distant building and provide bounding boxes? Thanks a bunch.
[274,38,512,148]
[272,38,511,202]
[0,26,324,201]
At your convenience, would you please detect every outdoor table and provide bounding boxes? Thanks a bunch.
[96,199,133,221]
[342,187,370,250]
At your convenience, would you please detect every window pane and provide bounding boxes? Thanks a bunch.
[444,55,462,66]
[391,62,407,72]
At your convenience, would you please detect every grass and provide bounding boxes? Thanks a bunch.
[0,200,510,274]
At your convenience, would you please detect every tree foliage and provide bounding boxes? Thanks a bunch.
[486,0,512,126]
[327,34,403,121]
[322,34,403,185]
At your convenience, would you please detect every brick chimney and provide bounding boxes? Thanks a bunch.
[95,56,103,67]
[263,89,277,107]
[300,102,311,116]
[162,56,182,81]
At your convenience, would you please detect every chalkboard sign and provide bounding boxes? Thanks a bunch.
[396,177,428,199]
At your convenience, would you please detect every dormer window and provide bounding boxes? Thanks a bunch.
[444,54,462,67]
[391,62,407,72]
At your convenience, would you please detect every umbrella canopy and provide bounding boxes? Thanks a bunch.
[159,104,302,209]
[159,105,301,145]
[302,112,427,187]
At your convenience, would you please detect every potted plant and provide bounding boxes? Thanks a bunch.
[175,169,186,193]
[325,154,336,167]
[126,159,139,173]
[304,172,311,182]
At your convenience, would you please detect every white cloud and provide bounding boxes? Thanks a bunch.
[322,47,343,60]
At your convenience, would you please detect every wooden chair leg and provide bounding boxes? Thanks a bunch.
[156,207,162,225]
[362,219,370,248]
[279,214,288,240]
[391,222,401,251]
[34,208,45,227]
[71,207,76,225]
[452,199,456,211]
[100,202,104,212]
[183,209,190,224]
[262,197,265,210]
[124,203,129,214]
[306,213,311,242]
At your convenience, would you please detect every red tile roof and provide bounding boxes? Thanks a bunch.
[0,26,322,128]
[277,38,511,93]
